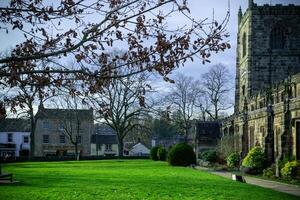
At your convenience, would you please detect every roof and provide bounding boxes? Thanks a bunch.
[91,134,118,144]
[36,108,93,121]
[0,118,31,132]
[130,142,150,151]
[95,123,116,135]
[196,121,221,139]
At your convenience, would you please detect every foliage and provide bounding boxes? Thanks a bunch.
[200,150,218,163]
[226,152,240,168]
[242,147,266,173]
[1,160,298,200]
[263,165,276,178]
[281,161,300,180]
[216,134,237,160]
[150,146,160,161]
[157,147,167,161]
[168,143,196,166]
[278,155,296,170]
[152,112,177,139]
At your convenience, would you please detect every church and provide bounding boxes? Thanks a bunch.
[222,0,300,167]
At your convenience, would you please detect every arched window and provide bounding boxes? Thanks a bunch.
[242,33,247,57]
[270,26,286,49]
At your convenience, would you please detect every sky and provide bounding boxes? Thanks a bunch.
[1,0,300,115]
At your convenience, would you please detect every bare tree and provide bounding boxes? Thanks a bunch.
[90,71,150,157]
[0,0,230,117]
[167,73,203,142]
[201,64,232,120]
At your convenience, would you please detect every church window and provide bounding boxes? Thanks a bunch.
[270,26,286,50]
[242,33,247,57]
[242,85,246,96]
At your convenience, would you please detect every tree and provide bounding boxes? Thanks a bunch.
[201,63,232,120]
[152,110,177,139]
[167,73,203,142]
[91,71,150,157]
[0,0,230,117]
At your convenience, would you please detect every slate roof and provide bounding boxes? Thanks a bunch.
[0,118,31,132]
[36,108,93,121]
[196,121,221,139]
[91,134,118,144]
[95,123,116,135]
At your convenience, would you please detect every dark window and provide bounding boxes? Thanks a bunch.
[7,133,13,143]
[43,121,50,129]
[270,26,286,49]
[242,33,247,57]
[242,85,246,96]
[43,135,49,143]
[105,144,112,151]
[23,136,29,143]
[60,135,65,144]
[77,136,81,144]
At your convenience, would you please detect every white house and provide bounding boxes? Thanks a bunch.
[129,142,150,156]
[0,119,31,157]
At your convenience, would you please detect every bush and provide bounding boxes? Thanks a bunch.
[281,161,300,180]
[150,146,160,161]
[226,152,240,168]
[200,150,217,163]
[157,147,167,161]
[263,165,276,178]
[241,147,266,174]
[168,143,196,166]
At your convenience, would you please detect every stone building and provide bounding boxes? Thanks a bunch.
[222,1,300,166]
[34,107,94,157]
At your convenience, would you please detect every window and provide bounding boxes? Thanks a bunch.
[76,136,81,144]
[105,144,112,151]
[270,26,286,50]
[7,133,13,143]
[23,136,29,144]
[59,135,65,144]
[242,85,246,96]
[58,122,64,130]
[43,135,49,143]
[43,121,50,129]
[242,33,247,57]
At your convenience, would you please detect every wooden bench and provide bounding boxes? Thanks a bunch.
[0,173,13,183]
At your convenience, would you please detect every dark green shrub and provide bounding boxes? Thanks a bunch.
[200,150,217,163]
[168,143,196,166]
[226,152,240,168]
[157,147,167,161]
[150,146,159,161]
[241,147,266,174]
[263,165,276,178]
[281,161,300,180]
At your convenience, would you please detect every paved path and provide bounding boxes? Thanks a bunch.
[195,167,300,197]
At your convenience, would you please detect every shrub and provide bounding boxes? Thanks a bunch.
[263,165,276,178]
[150,146,159,161]
[200,150,217,163]
[157,147,167,161]
[281,161,300,179]
[226,152,240,168]
[168,143,196,166]
[241,147,266,174]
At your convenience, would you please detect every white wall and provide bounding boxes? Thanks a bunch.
[129,143,150,156]
[0,132,30,156]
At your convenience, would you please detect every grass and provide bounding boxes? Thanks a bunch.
[0,160,298,200]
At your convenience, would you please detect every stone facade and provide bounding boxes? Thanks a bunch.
[223,1,300,165]
[34,107,94,157]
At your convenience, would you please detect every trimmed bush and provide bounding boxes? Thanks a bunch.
[241,147,266,174]
[281,160,300,180]
[168,143,196,166]
[150,146,159,161]
[226,152,240,168]
[200,150,217,163]
[157,147,167,161]
[263,165,276,178]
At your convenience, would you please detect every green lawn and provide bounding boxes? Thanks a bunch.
[0,160,298,200]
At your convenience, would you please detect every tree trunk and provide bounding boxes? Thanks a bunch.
[184,128,188,143]
[75,143,79,161]
[118,138,124,157]
[214,104,218,120]
[29,107,35,159]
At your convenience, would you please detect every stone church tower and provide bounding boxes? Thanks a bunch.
[235,0,300,114]
[220,0,300,169]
